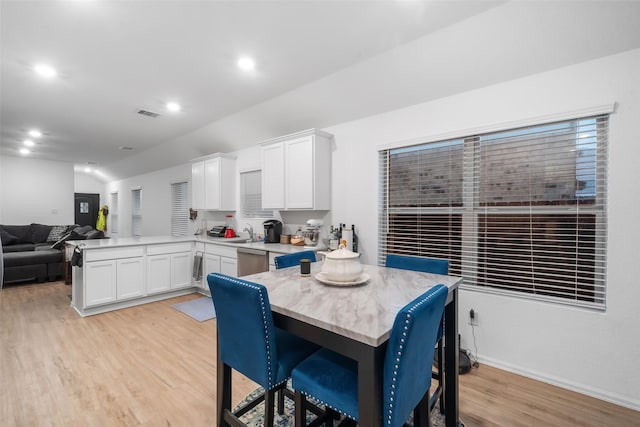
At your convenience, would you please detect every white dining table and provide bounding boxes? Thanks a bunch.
[217,263,463,427]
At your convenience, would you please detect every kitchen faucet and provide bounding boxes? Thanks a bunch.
[243,224,254,242]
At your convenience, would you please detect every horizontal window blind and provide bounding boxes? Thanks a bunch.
[171,181,189,236]
[241,170,273,219]
[132,188,142,237]
[110,192,119,234]
[379,115,608,309]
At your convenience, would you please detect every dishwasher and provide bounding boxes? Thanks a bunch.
[236,248,269,277]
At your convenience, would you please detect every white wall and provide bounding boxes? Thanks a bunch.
[105,163,193,238]
[74,171,106,205]
[0,156,75,225]
[322,48,640,410]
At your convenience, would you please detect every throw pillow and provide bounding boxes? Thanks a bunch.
[31,223,53,243]
[47,225,68,243]
[1,229,17,245]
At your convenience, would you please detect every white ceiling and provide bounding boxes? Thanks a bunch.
[2,1,640,182]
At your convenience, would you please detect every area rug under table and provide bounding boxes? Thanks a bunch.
[233,384,445,426]
[171,297,216,322]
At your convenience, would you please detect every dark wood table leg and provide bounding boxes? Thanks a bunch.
[217,336,231,427]
[357,344,385,427]
[444,288,459,427]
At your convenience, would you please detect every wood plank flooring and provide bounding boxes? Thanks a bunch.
[1,281,638,426]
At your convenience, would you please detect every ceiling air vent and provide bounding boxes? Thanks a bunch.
[119,146,135,151]
[137,109,160,118]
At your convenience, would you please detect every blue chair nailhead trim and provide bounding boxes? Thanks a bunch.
[214,274,276,388]
[385,287,442,427]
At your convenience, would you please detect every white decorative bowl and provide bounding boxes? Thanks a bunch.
[320,245,363,282]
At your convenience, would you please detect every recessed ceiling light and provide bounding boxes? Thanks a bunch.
[23,139,35,147]
[166,102,181,112]
[237,56,255,71]
[19,148,30,155]
[84,167,92,173]
[28,129,42,138]
[34,64,57,78]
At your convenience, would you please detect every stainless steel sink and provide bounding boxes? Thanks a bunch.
[207,237,251,244]
[220,238,251,244]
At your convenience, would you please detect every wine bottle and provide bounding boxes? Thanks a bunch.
[352,224,358,252]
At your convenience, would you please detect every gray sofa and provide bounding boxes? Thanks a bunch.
[0,224,103,285]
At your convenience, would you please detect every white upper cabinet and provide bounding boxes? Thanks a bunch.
[260,129,333,210]
[261,143,285,209]
[191,161,205,210]
[191,154,236,211]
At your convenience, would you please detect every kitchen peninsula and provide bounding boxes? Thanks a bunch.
[69,235,322,317]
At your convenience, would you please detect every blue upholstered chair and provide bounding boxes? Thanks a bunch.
[385,254,448,275]
[386,254,449,414]
[274,250,317,269]
[207,272,320,427]
[291,284,449,427]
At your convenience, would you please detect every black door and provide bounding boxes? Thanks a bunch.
[74,193,100,228]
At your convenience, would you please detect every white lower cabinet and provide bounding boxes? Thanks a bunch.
[202,253,221,290]
[83,246,145,308]
[171,252,192,289]
[221,257,237,276]
[205,243,238,279]
[85,260,117,307]
[117,257,145,300]
[146,254,171,295]
[146,243,193,294]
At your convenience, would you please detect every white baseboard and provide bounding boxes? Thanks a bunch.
[475,355,640,412]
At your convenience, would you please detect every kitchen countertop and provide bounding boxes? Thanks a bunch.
[67,235,325,255]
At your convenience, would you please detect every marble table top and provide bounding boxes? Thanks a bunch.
[243,263,462,347]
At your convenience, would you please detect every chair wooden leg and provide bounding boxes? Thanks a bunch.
[218,362,232,427]
[295,391,306,427]
[264,389,276,427]
[277,386,285,414]
[413,390,431,427]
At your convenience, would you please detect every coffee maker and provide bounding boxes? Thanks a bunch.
[263,219,283,243]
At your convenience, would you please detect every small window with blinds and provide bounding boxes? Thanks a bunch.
[241,170,273,219]
[131,188,142,237]
[379,115,608,309]
[110,192,119,234]
[171,181,189,236]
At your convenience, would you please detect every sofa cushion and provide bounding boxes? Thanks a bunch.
[47,225,69,243]
[1,229,17,245]
[2,243,36,253]
[0,225,32,244]
[31,223,53,244]
[35,243,57,250]
[3,249,63,267]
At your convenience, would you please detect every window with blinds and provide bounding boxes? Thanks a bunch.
[131,188,142,237]
[171,181,189,236]
[241,170,273,219]
[379,115,608,309]
[110,192,119,234]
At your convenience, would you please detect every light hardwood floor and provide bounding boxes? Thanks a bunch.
[1,281,638,426]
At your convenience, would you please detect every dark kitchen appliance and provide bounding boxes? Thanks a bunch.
[263,219,282,243]
[207,226,227,237]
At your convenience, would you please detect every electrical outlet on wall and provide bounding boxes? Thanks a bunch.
[468,308,478,326]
